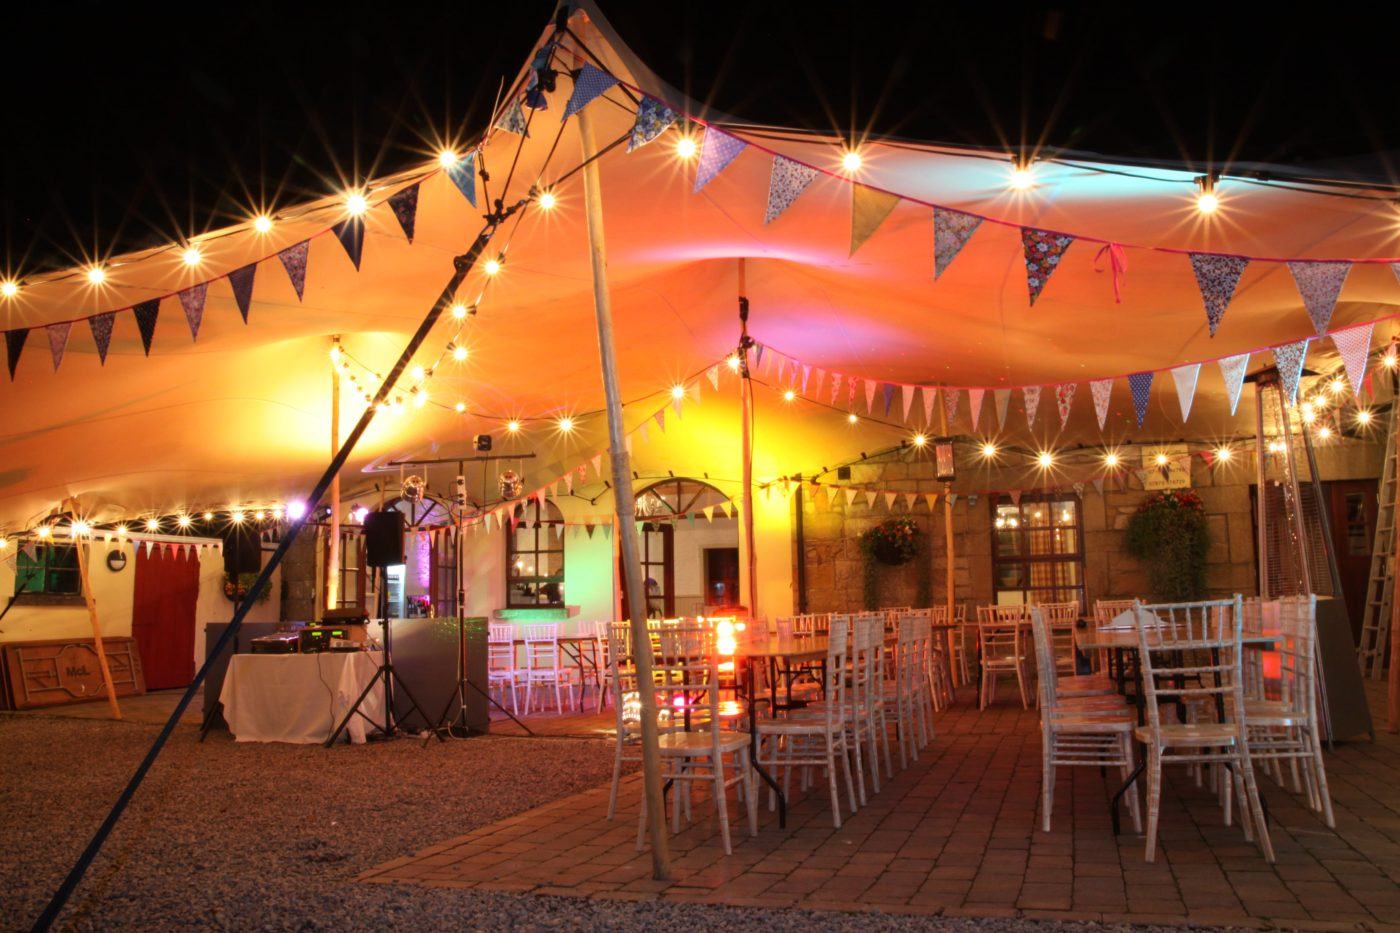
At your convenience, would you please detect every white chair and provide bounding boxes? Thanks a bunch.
[977,605,1031,709]
[520,623,575,714]
[487,624,520,714]
[1040,601,1081,676]
[605,621,638,819]
[1029,607,1141,833]
[592,620,614,713]
[1133,596,1274,863]
[1092,598,1137,673]
[884,612,935,768]
[852,613,894,791]
[757,616,858,828]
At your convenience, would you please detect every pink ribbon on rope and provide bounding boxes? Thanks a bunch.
[1095,242,1128,303]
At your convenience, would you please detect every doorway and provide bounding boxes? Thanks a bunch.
[1328,479,1378,643]
[704,547,740,609]
[131,546,201,690]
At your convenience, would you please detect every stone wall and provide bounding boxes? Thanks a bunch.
[279,531,320,622]
[795,437,1383,614]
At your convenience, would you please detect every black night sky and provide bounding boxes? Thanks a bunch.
[5,2,1400,276]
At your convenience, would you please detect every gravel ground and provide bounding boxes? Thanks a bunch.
[1,714,1196,931]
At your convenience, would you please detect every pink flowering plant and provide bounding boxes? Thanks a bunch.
[1125,489,1210,600]
[861,517,921,567]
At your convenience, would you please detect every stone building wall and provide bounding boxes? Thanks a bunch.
[279,531,320,622]
[796,437,1383,614]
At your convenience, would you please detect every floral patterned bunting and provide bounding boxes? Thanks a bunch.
[968,388,985,431]
[1090,379,1113,429]
[278,242,310,301]
[1331,323,1374,396]
[1170,363,1201,422]
[46,322,70,372]
[1273,339,1310,405]
[1023,385,1041,428]
[1217,353,1250,416]
[628,97,678,152]
[562,64,618,120]
[1021,228,1073,305]
[1128,372,1154,427]
[1189,253,1248,336]
[933,208,982,279]
[1055,383,1076,428]
[694,126,747,192]
[943,386,962,426]
[1287,260,1351,336]
[89,312,115,364]
[765,156,819,224]
[388,183,420,243]
[494,97,528,136]
[178,282,208,340]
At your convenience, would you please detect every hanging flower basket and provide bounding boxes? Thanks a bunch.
[1124,489,1210,601]
[222,572,271,604]
[861,517,920,567]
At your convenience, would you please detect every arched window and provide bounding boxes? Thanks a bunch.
[629,479,737,618]
[506,499,565,608]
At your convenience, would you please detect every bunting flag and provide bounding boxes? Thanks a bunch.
[563,64,618,119]
[921,386,936,425]
[765,156,819,224]
[864,379,877,413]
[968,388,985,431]
[830,372,842,404]
[864,490,877,508]
[1189,253,1248,336]
[228,264,256,323]
[5,327,28,379]
[1023,385,1041,428]
[844,488,858,507]
[388,183,420,243]
[884,492,897,511]
[994,388,1011,429]
[1055,383,1076,428]
[1287,260,1350,336]
[901,384,915,422]
[694,127,747,192]
[1128,372,1154,426]
[1090,379,1113,429]
[933,208,982,279]
[943,386,962,426]
[133,300,160,356]
[447,152,477,207]
[924,493,938,511]
[177,283,208,341]
[1170,363,1201,422]
[1092,477,1105,495]
[278,242,310,300]
[826,485,839,506]
[1273,339,1310,405]
[46,322,71,372]
[1218,353,1249,416]
[882,382,895,416]
[1331,323,1374,395]
[628,97,678,151]
[1009,490,1023,506]
[494,98,528,136]
[850,185,900,255]
[89,312,115,364]
[1021,228,1074,305]
[707,364,720,391]
[332,218,364,271]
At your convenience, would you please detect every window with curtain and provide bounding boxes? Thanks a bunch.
[506,499,565,607]
[991,494,1085,608]
[14,543,81,596]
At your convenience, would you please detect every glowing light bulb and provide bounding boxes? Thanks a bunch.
[86,265,106,285]
[288,501,306,520]
[1037,451,1054,468]
[452,344,468,362]
[329,344,342,364]
[1216,446,1232,462]
[1154,453,1169,467]
[177,515,192,528]
[726,354,741,371]
[231,511,245,524]
[454,401,466,413]
[1317,426,1333,440]
[847,413,859,424]
[841,149,862,173]
[1104,452,1120,468]
[438,149,458,168]
[413,389,428,408]
[483,256,502,276]
[451,302,468,320]
[1357,408,1374,426]
[912,433,928,447]
[1385,351,1398,369]
[1301,404,1316,424]
[272,507,284,520]
[981,442,998,459]
[181,246,202,266]
[253,214,274,234]
[507,420,521,432]
[353,507,369,523]
[410,365,425,381]
[1,280,19,298]
[1330,376,1345,395]
[71,520,91,536]
[1196,192,1220,215]
[254,510,266,521]
[345,191,369,216]
[558,416,574,433]
[675,135,698,160]
[144,519,159,532]
[671,384,686,400]
[37,525,52,539]
[202,512,213,521]
[538,190,557,210]
[116,525,128,537]
[1009,160,1034,190]
[783,389,796,402]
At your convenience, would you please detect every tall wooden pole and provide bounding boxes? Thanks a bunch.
[326,341,342,612]
[576,104,671,878]
[938,397,956,660]
[1388,390,1400,731]
[738,259,760,620]
[62,498,121,719]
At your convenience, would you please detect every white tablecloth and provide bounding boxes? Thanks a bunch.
[220,652,385,744]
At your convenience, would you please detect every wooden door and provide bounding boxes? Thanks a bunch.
[620,523,675,619]
[704,547,740,608]
[131,545,201,689]
[1327,479,1378,642]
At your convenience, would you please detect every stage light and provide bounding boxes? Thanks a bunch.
[451,344,468,361]
[230,511,245,524]
[675,135,698,160]
[1008,158,1034,190]
[177,515,192,528]
[1,280,19,298]
[454,401,466,413]
[144,518,159,532]
[181,246,202,267]
[847,413,858,424]
[1216,446,1233,462]
[1196,192,1219,214]
[483,256,503,276]
[451,302,468,320]
[912,433,928,447]
[288,501,307,520]
[507,420,521,432]
[253,214,274,234]
[438,149,458,168]
[345,191,369,216]
[782,389,796,402]
[1037,450,1054,468]
[841,148,862,173]
[86,265,106,285]
[1104,451,1120,468]
[538,190,557,210]
[558,416,574,433]
[981,442,998,459]
[671,384,686,400]
[1356,408,1374,426]
[352,507,369,523]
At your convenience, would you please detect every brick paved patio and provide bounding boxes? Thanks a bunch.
[361,685,1400,928]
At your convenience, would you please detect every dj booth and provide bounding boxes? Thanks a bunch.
[202,616,489,743]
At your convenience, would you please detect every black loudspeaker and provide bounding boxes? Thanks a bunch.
[363,509,405,567]
[222,526,261,575]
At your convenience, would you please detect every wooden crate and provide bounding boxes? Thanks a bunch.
[0,637,145,710]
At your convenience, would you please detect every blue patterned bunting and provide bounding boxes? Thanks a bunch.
[628,97,678,152]
[563,64,618,120]
[1189,253,1248,336]
[227,264,256,323]
[388,183,420,243]
[1273,339,1309,405]
[1287,260,1350,337]
[882,382,895,416]
[447,152,477,208]
[694,126,747,192]
[278,242,310,300]
[89,312,115,364]
[1128,372,1154,427]
[178,282,208,340]
[133,299,160,356]
[494,98,528,136]
[765,156,818,224]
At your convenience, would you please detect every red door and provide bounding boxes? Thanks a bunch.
[132,545,201,689]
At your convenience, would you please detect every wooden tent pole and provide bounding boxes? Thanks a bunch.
[61,497,121,720]
[938,398,956,656]
[576,104,671,879]
[1389,395,1400,731]
[738,259,759,619]
[327,341,342,612]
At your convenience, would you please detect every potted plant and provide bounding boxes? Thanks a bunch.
[1124,489,1210,601]
[859,517,924,609]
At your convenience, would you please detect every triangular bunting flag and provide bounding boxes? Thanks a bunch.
[562,64,618,119]
[702,506,714,522]
[1189,253,1248,336]
[1055,383,1076,428]
[884,492,897,511]
[653,408,665,432]
[591,453,603,478]
[921,386,936,426]
[903,492,916,511]
[1331,323,1374,395]
[694,126,747,192]
[1273,339,1310,405]
[46,322,70,372]
[1009,490,1023,506]
[332,218,365,271]
[707,365,720,391]
[628,97,678,152]
[447,151,477,207]
[830,372,842,405]
[968,388,985,431]
[178,282,208,341]
[1287,260,1350,336]
[765,156,818,224]
[943,387,962,426]
[1218,353,1250,416]
[388,183,420,242]
[133,300,160,356]
[89,312,115,364]
[1170,363,1201,422]
[1021,228,1074,305]
[864,490,877,508]
[994,388,1011,429]
[227,264,256,323]
[901,384,915,422]
[1023,385,1041,428]
[1090,379,1113,429]
[801,364,812,394]
[494,98,528,136]
[1092,477,1105,494]
[924,493,938,511]
[882,382,895,416]
[933,208,982,279]
[946,493,958,508]
[844,488,857,507]
[825,485,838,506]
[865,379,877,413]
[278,242,310,300]
[850,185,900,255]
[1128,372,1154,427]
[5,328,28,379]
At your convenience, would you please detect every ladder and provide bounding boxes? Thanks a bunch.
[1358,398,1399,678]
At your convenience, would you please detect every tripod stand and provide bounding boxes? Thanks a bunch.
[427,615,533,740]
[325,567,442,746]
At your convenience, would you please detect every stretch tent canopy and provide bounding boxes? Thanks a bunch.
[2,0,1398,529]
